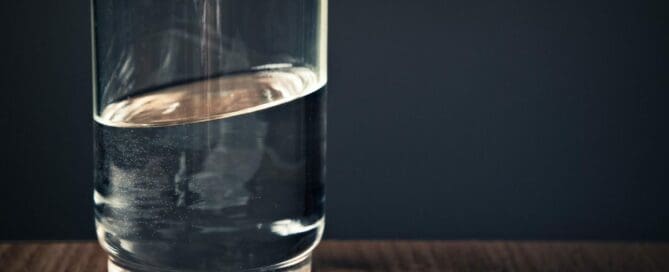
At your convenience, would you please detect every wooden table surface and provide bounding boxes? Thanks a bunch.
[1,241,668,271]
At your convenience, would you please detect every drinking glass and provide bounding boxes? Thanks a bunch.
[91,0,327,271]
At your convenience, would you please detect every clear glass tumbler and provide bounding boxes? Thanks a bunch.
[91,0,327,271]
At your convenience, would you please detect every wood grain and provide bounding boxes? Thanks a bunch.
[1,241,668,272]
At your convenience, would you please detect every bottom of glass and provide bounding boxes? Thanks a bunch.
[108,253,312,272]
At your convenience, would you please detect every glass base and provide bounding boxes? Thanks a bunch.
[107,254,312,272]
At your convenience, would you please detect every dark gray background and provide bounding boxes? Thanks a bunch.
[1,0,668,240]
